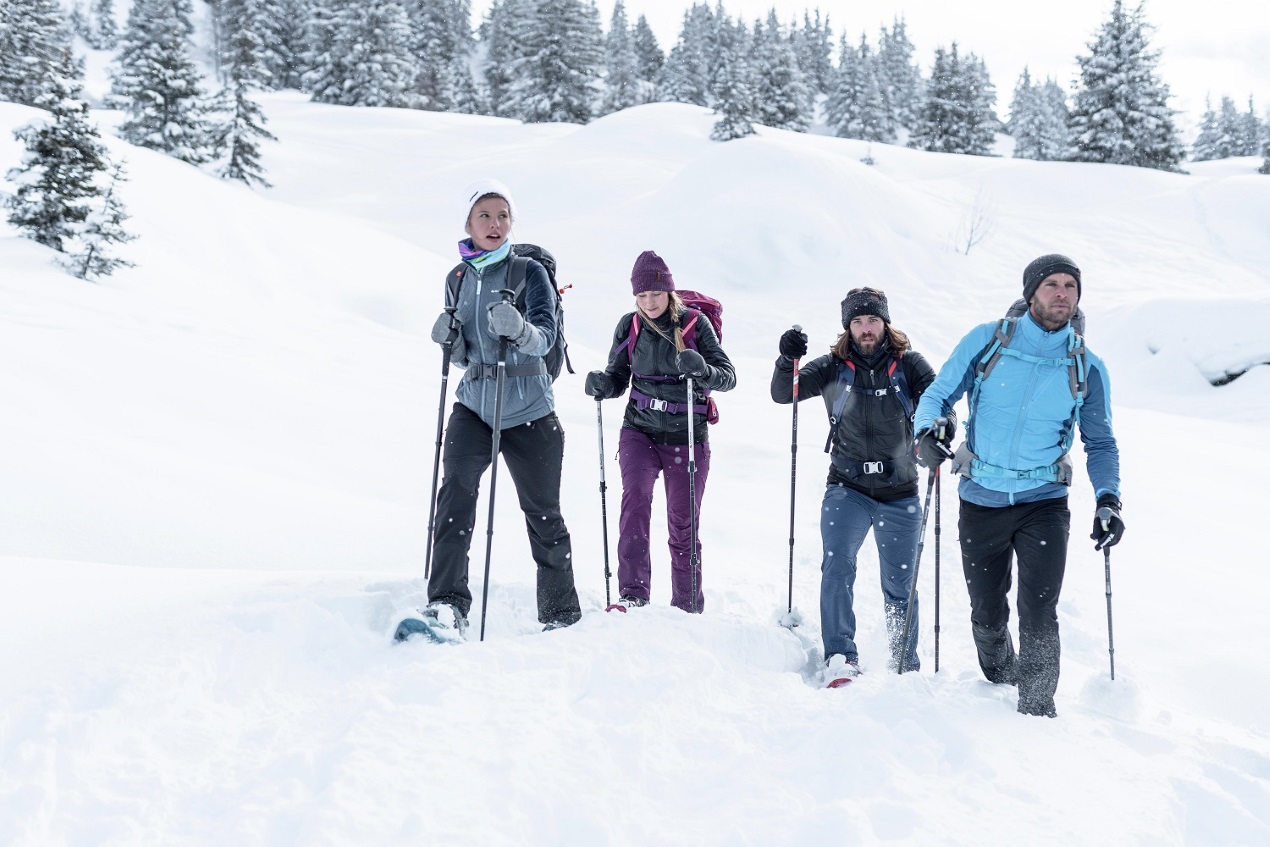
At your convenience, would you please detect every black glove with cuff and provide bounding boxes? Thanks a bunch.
[779,328,808,358]
[676,349,710,380]
[914,419,955,468]
[584,370,613,398]
[1091,493,1125,550]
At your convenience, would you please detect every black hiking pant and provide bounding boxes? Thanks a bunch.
[958,496,1070,716]
[429,403,581,626]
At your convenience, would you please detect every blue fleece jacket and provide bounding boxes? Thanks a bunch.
[914,312,1121,508]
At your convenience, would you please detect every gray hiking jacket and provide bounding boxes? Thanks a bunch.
[452,254,556,429]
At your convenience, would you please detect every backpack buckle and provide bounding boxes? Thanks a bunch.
[862,461,884,475]
[648,399,669,412]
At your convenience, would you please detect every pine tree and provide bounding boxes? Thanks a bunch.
[5,58,133,278]
[63,160,137,280]
[1067,0,1185,171]
[601,0,641,114]
[88,0,120,49]
[790,9,833,96]
[213,4,277,187]
[1236,96,1263,156]
[876,17,922,133]
[909,44,997,155]
[242,0,310,90]
[110,0,218,165]
[631,14,663,83]
[407,0,473,111]
[710,41,755,141]
[307,0,416,108]
[656,3,714,107]
[503,0,604,124]
[826,34,889,142]
[1010,69,1069,161]
[1190,96,1222,162]
[749,11,810,131]
[1261,137,1270,175]
[0,0,79,108]
[480,0,534,117]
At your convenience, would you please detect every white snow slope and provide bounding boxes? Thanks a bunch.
[2,94,1269,846]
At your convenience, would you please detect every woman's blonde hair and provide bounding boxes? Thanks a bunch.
[636,291,689,352]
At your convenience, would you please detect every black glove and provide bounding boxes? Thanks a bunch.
[676,349,709,379]
[584,370,612,398]
[779,327,808,358]
[1091,493,1125,551]
[914,422,954,468]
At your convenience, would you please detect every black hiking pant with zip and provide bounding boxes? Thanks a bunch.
[958,496,1070,716]
[429,403,582,627]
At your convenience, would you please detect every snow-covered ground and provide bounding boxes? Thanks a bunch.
[2,93,1268,845]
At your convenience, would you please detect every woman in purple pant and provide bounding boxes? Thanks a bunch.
[584,251,736,612]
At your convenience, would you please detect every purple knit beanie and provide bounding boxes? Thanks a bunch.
[630,250,675,295]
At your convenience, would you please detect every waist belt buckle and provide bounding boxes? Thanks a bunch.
[648,399,669,412]
[872,389,889,397]
[863,461,884,475]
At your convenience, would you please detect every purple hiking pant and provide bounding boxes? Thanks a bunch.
[617,427,711,612]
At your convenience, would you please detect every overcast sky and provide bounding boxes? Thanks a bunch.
[476,0,1270,128]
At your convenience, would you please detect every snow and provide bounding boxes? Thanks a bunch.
[3,90,1270,845]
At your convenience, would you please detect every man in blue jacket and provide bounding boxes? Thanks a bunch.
[912,254,1124,717]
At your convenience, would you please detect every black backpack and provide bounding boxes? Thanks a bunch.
[446,244,574,380]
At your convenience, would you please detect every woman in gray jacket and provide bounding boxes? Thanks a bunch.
[420,179,581,638]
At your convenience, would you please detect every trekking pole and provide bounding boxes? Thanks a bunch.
[786,325,802,619]
[1097,506,1117,680]
[899,417,949,674]
[898,469,936,674]
[424,306,458,580]
[686,373,700,614]
[478,289,515,642]
[934,465,942,673]
[596,396,615,609]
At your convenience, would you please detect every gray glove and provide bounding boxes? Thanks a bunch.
[430,311,466,365]
[487,300,539,350]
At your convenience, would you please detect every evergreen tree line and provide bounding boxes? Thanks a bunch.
[1006,1,1269,171]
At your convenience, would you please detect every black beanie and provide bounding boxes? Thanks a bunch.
[840,288,890,328]
[1023,254,1081,303]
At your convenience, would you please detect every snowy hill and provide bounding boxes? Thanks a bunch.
[2,94,1269,845]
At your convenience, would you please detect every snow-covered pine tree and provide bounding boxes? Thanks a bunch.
[1009,69,1069,161]
[710,39,755,141]
[408,0,473,111]
[63,160,137,280]
[503,0,603,123]
[600,0,641,114]
[1236,96,1263,156]
[1261,136,1270,175]
[656,3,715,107]
[212,3,277,187]
[110,0,218,165]
[876,17,922,133]
[1067,0,1185,171]
[0,0,79,108]
[826,34,889,142]
[749,11,810,132]
[480,0,534,117]
[909,44,997,156]
[308,0,416,108]
[1190,96,1222,162]
[631,14,663,84]
[791,9,833,97]
[69,1,91,42]
[88,0,120,49]
[5,58,131,269]
[243,0,310,90]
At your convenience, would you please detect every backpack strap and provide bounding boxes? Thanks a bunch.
[824,357,914,453]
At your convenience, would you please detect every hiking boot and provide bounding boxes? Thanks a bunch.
[425,602,469,638]
[1018,699,1058,718]
[616,596,648,609]
[821,654,861,688]
[541,608,582,631]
